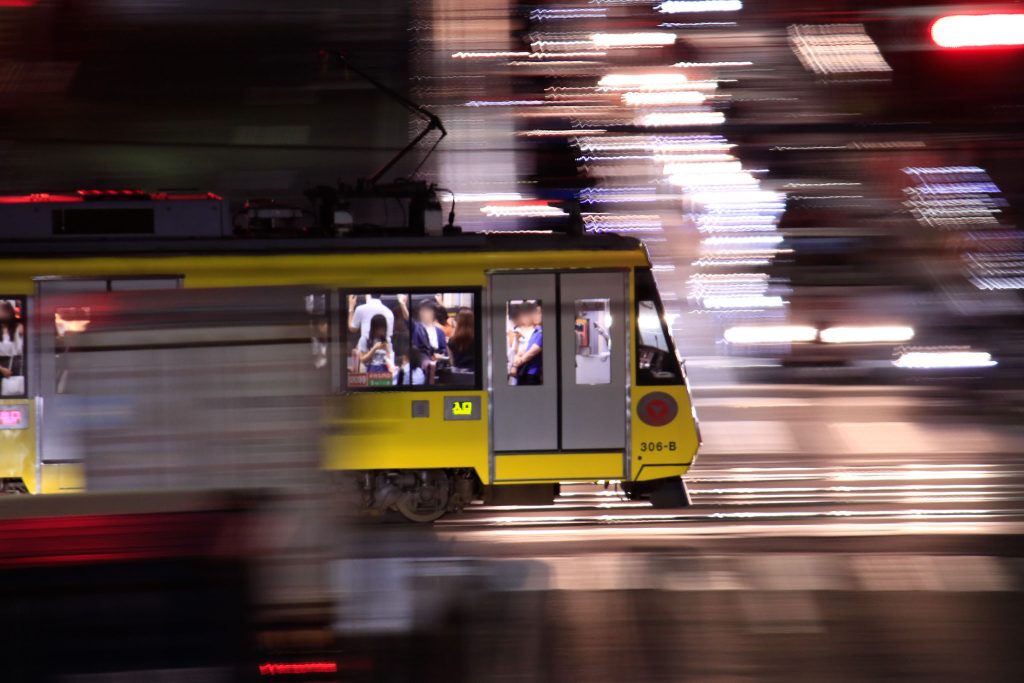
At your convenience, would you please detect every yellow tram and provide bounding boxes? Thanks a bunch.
[0,193,700,521]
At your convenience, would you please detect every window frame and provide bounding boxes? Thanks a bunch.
[0,295,28,398]
[340,287,482,392]
[634,268,684,386]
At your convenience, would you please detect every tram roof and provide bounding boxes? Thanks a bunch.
[5,231,647,258]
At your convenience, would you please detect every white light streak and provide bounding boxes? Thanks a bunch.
[622,90,706,106]
[702,235,784,246]
[703,295,786,309]
[788,24,892,75]
[464,100,547,107]
[481,204,568,218]
[519,129,607,137]
[658,0,743,13]
[455,193,524,202]
[724,325,817,344]
[674,60,752,67]
[640,111,725,126]
[452,51,530,59]
[598,73,689,90]
[894,350,997,369]
[819,326,914,344]
[591,32,677,47]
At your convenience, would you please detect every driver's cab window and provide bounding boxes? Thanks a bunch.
[635,269,683,385]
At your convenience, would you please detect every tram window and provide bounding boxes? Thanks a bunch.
[306,293,330,371]
[635,268,683,385]
[345,291,477,389]
[574,298,611,385]
[55,305,92,394]
[0,297,26,397]
[506,300,543,386]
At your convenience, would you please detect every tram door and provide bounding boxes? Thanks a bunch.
[36,278,181,475]
[490,271,626,456]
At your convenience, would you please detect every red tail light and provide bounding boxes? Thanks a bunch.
[931,13,1024,48]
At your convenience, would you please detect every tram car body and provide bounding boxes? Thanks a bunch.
[0,191,700,520]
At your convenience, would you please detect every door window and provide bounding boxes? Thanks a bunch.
[505,299,543,385]
[573,298,611,385]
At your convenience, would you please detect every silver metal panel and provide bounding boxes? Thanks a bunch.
[109,277,183,291]
[559,271,627,450]
[489,273,557,452]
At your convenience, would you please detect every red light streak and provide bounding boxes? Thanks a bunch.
[0,190,222,204]
[258,662,338,676]
[931,14,1024,48]
[0,193,83,204]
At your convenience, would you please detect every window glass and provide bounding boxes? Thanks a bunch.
[306,292,330,371]
[345,291,476,389]
[506,299,543,385]
[574,298,611,385]
[0,297,26,397]
[638,300,669,352]
[55,304,92,394]
[635,268,683,385]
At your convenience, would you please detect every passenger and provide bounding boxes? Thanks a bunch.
[395,293,410,321]
[506,304,532,385]
[448,307,475,371]
[356,314,395,375]
[435,299,455,341]
[310,318,329,370]
[348,293,395,341]
[412,298,448,384]
[511,302,542,385]
[0,301,24,395]
[393,349,426,386]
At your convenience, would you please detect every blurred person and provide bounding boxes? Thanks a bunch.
[0,301,24,395]
[435,298,455,340]
[356,314,395,375]
[448,308,475,371]
[511,302,542,385]
[310,318,329,369]
[348,293,394,341]
[506,303,530,385]
[393,348,426,386]
[412,298,448,384]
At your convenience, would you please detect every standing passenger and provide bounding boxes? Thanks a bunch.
[348,294,395,341]
[448,308,475,371]
[510,302,542,385]
[412,299,448,383]
[356,314,395,375]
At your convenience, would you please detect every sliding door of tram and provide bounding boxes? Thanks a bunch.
[36,277,181,479]
[489,271,626,481]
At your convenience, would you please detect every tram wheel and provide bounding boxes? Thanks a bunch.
[648,477,691,509]
[395,470,451,523]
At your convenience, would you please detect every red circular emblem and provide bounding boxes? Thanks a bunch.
[637,392,678,426]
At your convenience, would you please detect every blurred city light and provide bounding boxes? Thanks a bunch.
[931,14,1024,48]
[724,325,818,344]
